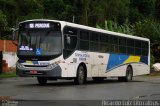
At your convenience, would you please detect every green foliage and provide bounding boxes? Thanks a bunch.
[133,19,160,42]
[0,0,160,64]
[0,10,7,29]
[17,0,44,21]
[129,0,156,23]
[132,19,160,62]
[0,71,16,78]
[0,0,160,41]
[96,20,133,35]
[0,10,9,39]
[155,0,160,19]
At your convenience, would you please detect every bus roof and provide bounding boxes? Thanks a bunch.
[20,19,150,42]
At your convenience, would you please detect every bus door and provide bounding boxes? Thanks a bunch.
[98,53,109,76]
[91,53,100,77]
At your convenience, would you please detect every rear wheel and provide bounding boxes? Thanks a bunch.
[37,77,47,85]
[118,66,133,82]
[74,65,86,85]
[125,66,133,82]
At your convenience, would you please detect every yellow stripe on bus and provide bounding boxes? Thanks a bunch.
[123,56,140,64]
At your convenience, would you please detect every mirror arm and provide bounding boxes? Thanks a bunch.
[12,27,18,41]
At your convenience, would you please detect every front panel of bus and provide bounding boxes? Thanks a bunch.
[16,21,63,77]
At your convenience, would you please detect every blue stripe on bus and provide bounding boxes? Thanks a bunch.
[107,54,129,70]
[106,53,148,70]
[140,56,148,64]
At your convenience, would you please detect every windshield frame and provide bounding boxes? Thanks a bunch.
[17,28,62,61]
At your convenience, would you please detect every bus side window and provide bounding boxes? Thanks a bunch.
[79,30,89,51]
[135,40,141,56]
[63,27,78,59]
[99,34,109,52]
[141,41,149,56]
[119,37,126,54]
[90,32,99,51]
[109,35,118,53]
[127,39,135,55]
[64,34,77,50]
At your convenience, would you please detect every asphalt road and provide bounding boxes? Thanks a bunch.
[0,76,160,105]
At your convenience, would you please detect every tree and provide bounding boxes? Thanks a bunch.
[96,20,133,35]
[155,0,160,19]
[17,0,44,22]
[0,10,8,38]
[133,19,160,62]
[0,0,17,28]
[97,0,130,25]
[129,0,156,23]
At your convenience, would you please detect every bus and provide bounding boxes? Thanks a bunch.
[13,19,150,85]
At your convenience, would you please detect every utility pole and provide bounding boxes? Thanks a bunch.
[86,10,88,25]
[72,16,75,23]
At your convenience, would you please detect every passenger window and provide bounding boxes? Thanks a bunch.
[100,34,108,43]
[135,40,141,48]
[64,35,77,50]
[127,47,134,55]
[119,46,126,54]
[99,43,109,52]
[63,27,78,59]
[90,42,99,51]
[80,30,89,40]
[142,41,149,49]
[90,32,99,42]
[135,48,141,56]
[79,30,89,51]
[142,49,148,56]
[109,36,118,45]
[119,37,126,46]
[80,41,89,50]
[127,39,134,47]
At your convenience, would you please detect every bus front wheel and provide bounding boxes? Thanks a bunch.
[74,65,86,85]
[37,77,47,85]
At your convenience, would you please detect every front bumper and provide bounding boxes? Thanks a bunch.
[16,63,62,77]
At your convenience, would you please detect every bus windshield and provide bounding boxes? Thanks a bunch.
[18,30,62,57]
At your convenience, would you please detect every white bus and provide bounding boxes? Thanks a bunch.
[14,19,150,85]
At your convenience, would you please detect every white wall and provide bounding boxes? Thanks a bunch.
[3,52,17,67]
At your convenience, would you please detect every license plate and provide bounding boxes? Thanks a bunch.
[29,70,38,74]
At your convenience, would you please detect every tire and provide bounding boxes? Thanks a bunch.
[37,77,47,85]
[125,66,133,82]
[118,66,133,82]
[74,65,86,85]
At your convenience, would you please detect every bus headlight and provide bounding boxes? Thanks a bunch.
[47,63,58,69]
[17,63,24,68]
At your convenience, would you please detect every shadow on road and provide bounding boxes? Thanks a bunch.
[16,79,145,88]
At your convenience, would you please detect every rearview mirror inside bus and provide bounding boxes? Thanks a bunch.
[67,35,71,44]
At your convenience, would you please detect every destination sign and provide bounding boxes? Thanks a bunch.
[19,21,61,30]
[29,23,50,28]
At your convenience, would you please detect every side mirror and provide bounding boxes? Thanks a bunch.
[12,28,18,41]
[11,28,18,46]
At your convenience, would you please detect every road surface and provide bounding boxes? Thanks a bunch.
[0,76,160,105]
